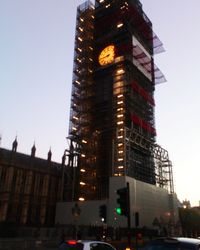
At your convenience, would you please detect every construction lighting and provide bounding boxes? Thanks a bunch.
[117,108,124,111]
[80,182,86,185]
[118,150,124,154]
[117,23,124,28]
[117,94,123,98]
[118,158,123,161]
[117,136,123,139]
[118,143,123,147]
[79,197,85,201]
[99,0,104,2]
[117,165,124,169]
[75,80,80,84]
[73,116,79,120]
[117,121,124,125]
[117,114,123,118]
[82,139,87,144]
[80,169,86,172]
[80,18,84,22]
[117,69,124,74]
[77,48,82,52]
[117,101,123,105]
[81,154,86,157]
[78,27,83,32]
[78,37,83,41]
[72,127,77,131]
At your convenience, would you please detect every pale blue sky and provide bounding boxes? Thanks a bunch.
[1,0,200,206]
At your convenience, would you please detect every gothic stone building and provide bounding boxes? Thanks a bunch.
[0,139,65,228]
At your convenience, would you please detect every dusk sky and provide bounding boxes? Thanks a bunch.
[1,0,200,206]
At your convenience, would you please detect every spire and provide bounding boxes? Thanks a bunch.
[12,137,18,152]
[47,147,52,161]
[31,142,36,157]
[62,151,66,165]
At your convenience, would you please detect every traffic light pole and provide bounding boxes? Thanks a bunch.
[126,182,131,248]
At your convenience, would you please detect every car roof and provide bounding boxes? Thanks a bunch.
[176,237,200,244]
[152,237,200,245]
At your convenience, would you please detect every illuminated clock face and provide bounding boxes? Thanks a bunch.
[98,45,115,66]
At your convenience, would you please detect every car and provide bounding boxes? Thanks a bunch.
[59,240,117,250]
[143,237,200,250]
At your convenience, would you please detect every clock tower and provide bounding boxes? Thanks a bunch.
[67,0,173,202]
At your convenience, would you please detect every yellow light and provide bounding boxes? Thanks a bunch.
[98,45,115,66]
[81,154,86,157]
[118,166,124,169]
[106,4,110,8]
[118,150,124,154]
[118,158,123,161]
[79,197,85,201]
[117,94,123,98]
[117,69,124,74]
[75,80,80,84]
[72,127,77,131]
[118,143,123,147]
[117,121,124,125]
[117,23,123,28]
[73,116,79,120]
[80,182,86,185]
[82,139,87,144]
[77,48,82,52]
[78,27,83,32]
[117,136,123,139]
[78,37,83,41]
[117,114,123,118]
[80,169,86,172]
[117,108,124,111]
[99,0,104,2]
[117,101,123,105]
[80,18,84,22]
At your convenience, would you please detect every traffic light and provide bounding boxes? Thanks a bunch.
[99,204,107,223]
[116,187,129,216]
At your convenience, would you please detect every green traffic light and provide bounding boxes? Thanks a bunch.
[116,207,122,215]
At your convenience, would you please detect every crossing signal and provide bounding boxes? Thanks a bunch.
[99,204,107,223]
[116,187,129,217]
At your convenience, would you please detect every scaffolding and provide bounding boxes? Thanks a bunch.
[67,0,174,202]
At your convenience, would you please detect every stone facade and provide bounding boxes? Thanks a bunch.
[0,140,63,227]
